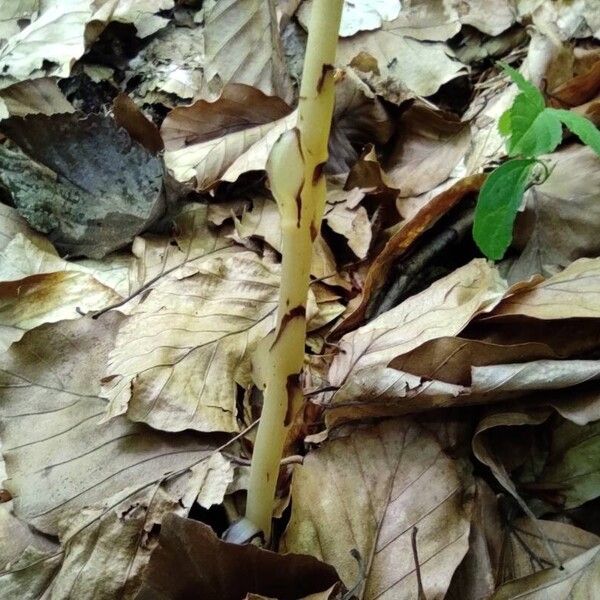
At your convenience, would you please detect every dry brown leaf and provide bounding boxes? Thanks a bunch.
[281,419,473,600]
[334,174,486,335]
[491,544,600,599]
[500,517,600,583]
[509,146,600,281]
[164,102,295,189]
[492,256,600,319]
[551,58,600,106]
[323,197,372,259]
[200,0,292,103]
[385,102,471,198]
[297,0,400,37]
[0,314,230,597]
[0,77,73,118]
[472,408,552,522]
[0,1,39,40]
[336,17,467,104]
[235,196,349,285]
[0,270,120,352]
[329,259,507,390]
[113,93,163,155]
[103,249,343,433]
[136,514,340,600]
[91,0,174,38]
[161,85,291,152]
[0,1,91,89]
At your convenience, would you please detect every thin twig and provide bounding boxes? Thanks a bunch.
[411,527,427,600]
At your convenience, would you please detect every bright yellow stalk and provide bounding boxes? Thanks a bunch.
[244,0,343,540]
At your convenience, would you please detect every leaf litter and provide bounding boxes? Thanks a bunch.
[1,1,600,598]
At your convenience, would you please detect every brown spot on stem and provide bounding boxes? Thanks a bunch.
[295,188,302,227]
[285,372,302,426]
[317,64,335,93]
[310,220,318,242]
[312,161,326,185]
[271,305,306,348]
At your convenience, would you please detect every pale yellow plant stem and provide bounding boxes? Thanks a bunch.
[244,0,343,540]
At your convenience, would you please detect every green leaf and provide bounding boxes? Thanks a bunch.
[499,62,545,105]
[509,109,563,157]
[548,108,600,156]
[497,62,561,157]
[473,158,536,260]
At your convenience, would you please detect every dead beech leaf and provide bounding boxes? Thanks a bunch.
[392,337,560,387]
[337,21,467,104]
[0,1,39,40]
[500,517,600,583]
[323,198,372,259]
[164,102,296,189]
[493,256,600,319]
[297,0,400,37]
[0,113,164,259]
[235,196,348,285]
[161,85,291,152]
[103,250,342,433]
[0,1,91,89]
[0,315,230,598]
[91,0,174,38]
[329,259,507,390]
[281,419,473,600]
[334,174,486,335]
[509,146,600,281]
[0,77,73,119]
[491,544,600,600]
[113,93,163,155]
[385,102,471,197]
[135,514,340,600]
[200,0,292,103]
[551,58,600,106]
[0,270,120,352]
[0,233,132,297]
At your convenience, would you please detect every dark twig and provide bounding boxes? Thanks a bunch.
[412,527,427,600]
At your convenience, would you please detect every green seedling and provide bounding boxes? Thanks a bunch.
[473,62,600,260]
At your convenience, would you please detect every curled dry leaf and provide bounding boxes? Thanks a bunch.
[330,258,506,391]
[0,315,230,598]
[0,1,39,40]
[91,0,174,38]
[0,112,164,258]
[135,514,340,600]
[492,256,600,319]
[200,0,293,103]
[113,93,163,155]
[161,85,291,152]
[334,174,486,335]
[0,269,120,352]
[281,419,473,600]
